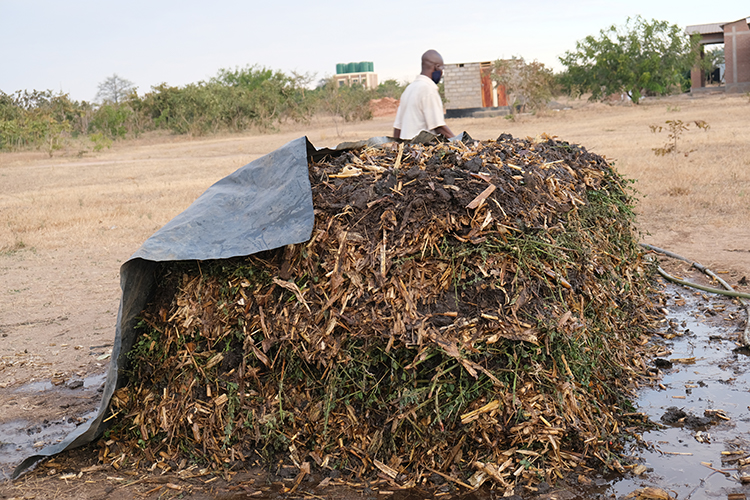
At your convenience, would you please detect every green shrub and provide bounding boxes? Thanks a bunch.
[90,103,132,139]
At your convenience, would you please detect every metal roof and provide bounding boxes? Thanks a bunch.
[685,23,724,35]
[686,17,750,34]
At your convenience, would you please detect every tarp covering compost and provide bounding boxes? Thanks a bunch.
[13,135,317,478]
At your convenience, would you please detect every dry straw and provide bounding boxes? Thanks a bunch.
[105,133,662,492]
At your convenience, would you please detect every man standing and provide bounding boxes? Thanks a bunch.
[393,50,455,140]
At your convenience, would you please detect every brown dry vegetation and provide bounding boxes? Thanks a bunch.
[1,91,749,460]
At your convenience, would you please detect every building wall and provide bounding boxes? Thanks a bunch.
[334,72,378,90]
[690,67,704,89]
[724,19,750,93]
[444,63,483,109]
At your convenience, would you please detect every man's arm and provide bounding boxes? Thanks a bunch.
[434,125,455,138]
[392,128,401,139]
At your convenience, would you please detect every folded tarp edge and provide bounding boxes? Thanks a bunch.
[13,135,316,479]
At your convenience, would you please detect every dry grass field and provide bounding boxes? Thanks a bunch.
[1,91,749,426]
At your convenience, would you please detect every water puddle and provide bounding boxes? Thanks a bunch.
[0,411,98,479]
[0,373,105,479]
[12,372,106,394]
[603,285,750,499]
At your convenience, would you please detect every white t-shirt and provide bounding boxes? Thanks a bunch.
[393,75,446,140]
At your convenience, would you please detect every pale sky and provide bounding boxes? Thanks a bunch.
[1,0,746,102]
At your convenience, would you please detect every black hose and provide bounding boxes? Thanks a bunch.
[640,243,750,347]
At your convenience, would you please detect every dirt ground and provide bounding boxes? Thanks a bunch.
[1,91,749,497]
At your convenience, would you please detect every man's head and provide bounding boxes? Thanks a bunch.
[421,50,444,83]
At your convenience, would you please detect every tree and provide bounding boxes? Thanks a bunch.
[375,79,406,99]
[698,46,724,83]
[491,57,555,114]
[211,64,288,90]
[705,46,724,67]
[559,16,694,104]
[0,89,82,152]
[315,78,372,135]
[289,70,316,97]
[210,65,317,128]
[96,74,135,104]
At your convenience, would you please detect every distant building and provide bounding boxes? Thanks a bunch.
[334,62,378,90]
[443,61,509,118]
[687,17,750,93]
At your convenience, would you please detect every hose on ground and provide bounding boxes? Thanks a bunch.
[640,243,750,347]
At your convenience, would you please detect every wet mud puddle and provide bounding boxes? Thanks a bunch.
[0,373,104,479]
[605,285,750,499]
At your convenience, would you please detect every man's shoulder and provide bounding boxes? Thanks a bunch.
[412,74,435,87]
[404,75,436,97]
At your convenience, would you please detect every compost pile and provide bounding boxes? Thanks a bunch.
[106,133,661,491]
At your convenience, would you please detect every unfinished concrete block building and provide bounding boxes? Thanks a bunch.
[443,61,509,118]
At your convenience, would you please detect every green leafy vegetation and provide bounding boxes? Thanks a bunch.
[559,16,696,103]
[0,65,407,153]
[697,46,724,83]
[491,56,556,114]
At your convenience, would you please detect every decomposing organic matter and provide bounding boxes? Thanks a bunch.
[105,133,662,491]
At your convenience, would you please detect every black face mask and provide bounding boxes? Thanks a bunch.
[431,70,442,84]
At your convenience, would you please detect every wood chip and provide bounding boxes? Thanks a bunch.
[466,184,496,210]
